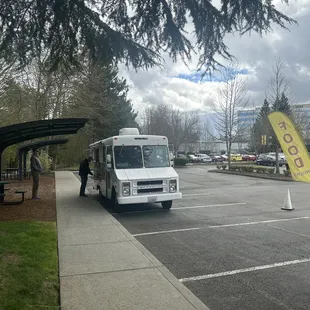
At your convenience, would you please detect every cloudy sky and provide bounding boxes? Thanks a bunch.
[119,0,310,119]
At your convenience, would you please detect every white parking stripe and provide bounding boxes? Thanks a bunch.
[173,202,246,210]
[132,216,310,237]
[114,202,246,215]
[179,258,310,282]
[182,193,211,197]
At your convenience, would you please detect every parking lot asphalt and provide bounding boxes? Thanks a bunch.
[85,166,310,310]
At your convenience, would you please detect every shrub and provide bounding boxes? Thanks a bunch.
[216,165,221,170]
[246,166,254,173]
[174,158,189,166]
[229,165,237,171]
[230,165,243,172]
[266,167,275,174]
[255,167,265,173]
[222,164,227,170]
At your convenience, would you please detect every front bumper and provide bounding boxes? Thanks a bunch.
[117,192,182,205]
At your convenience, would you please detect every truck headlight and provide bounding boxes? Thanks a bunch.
[122,182,130,196]
[169,179,177,193]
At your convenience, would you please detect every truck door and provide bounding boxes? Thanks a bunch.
[106,146,113,199]
[100,144,107,197]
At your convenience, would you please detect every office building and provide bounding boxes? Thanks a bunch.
[237,103,310,141]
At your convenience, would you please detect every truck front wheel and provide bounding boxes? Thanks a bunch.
[99,187,105,199]
[162,200,172,210]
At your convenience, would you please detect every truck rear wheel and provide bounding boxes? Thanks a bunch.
[111,190,121,213]
[162,200,172,210]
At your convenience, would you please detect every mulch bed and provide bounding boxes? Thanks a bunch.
[0,173,56,221]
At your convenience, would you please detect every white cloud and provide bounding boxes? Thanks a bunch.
[119,0,310,117]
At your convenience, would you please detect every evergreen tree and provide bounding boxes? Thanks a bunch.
[257,99,271,123]
[279,93,292,115]
[69,61,138,141]
[271,92,291,115]
[0,1,296,72]
[250,99,272,154]
[270,92,292,172]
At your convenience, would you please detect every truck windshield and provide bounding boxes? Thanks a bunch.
[143,145,170,168]
[114,146,143,169]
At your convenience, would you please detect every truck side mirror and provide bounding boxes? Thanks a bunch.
[106,154,112,169]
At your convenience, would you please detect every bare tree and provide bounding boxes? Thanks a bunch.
[200,120,217,153]
[266,58,292,173]
[212,64,249,169]
[292,106,309,138]
[141,103,201,154]
[266,58,291,105]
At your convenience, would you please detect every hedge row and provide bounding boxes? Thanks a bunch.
[174,158,189,166]
[216,164,276,174]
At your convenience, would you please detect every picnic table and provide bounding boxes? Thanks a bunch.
[0,181,10,203]
[1,168,31,180]
[0,181,26,205]
[6,168,20,179]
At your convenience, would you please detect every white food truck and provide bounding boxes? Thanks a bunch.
[89,128,182,212]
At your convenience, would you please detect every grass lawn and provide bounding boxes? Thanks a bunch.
[0,221,59,310]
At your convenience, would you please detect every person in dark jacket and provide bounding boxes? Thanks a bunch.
[79,157,93,197]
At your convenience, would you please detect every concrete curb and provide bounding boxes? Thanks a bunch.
[100,199,210,310]
[82,178,210,310]
[209,169,294,182]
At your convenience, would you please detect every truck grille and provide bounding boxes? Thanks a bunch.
[138,188,163,194]
[137,180,163,186]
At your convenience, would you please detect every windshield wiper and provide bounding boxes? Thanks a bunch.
[118,144,125,156]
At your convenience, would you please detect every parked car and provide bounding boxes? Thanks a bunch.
[256,154,276,166]
[210,154,224,162]
[188,154,200,163]
[177,153,187,159]
[268,152,286,161]
[256,154,287,167]
[220,154,228,160]
[195,154,212,163]
[230,154,243,161]
[242,154,256,161]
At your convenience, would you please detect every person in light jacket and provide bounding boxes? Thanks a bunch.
[30,148,43,199]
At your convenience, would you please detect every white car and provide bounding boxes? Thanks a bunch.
[188,154,200,162]
[195,154,212,163]
[268,152,286,161]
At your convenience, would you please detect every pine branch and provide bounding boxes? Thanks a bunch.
[0,0,296,72]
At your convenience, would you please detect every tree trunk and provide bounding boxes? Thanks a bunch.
[226,140,231,170]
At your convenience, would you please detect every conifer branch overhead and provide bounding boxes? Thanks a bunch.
[0,0,296,72]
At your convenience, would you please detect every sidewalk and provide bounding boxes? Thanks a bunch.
[55,171,209,310]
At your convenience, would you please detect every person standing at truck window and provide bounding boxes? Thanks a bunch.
[30,148,43,200]
[79,157,93,197]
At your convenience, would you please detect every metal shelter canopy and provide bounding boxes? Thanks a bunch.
[17,138,70,181]
[0,118,88,180]
[0,118,88,152]
[18,138,69,153]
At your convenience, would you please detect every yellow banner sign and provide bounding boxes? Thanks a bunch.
[268,111,310,182]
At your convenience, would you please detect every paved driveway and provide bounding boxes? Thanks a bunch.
[86,166,310,310]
